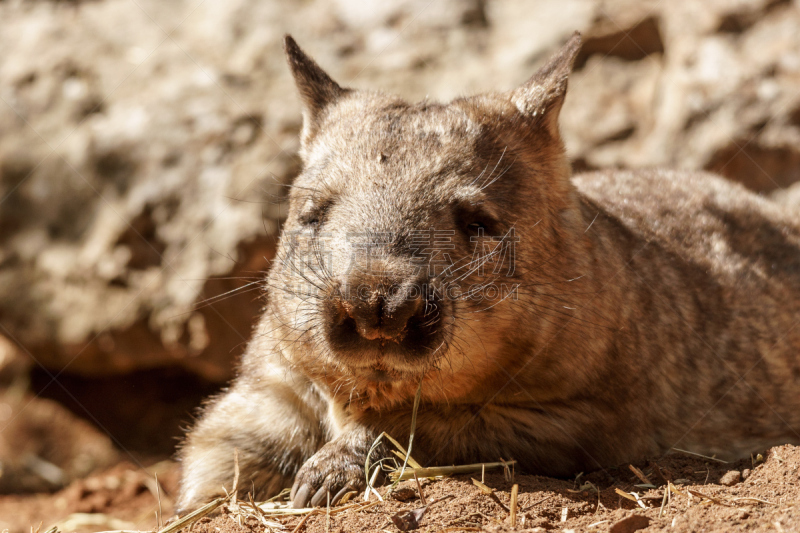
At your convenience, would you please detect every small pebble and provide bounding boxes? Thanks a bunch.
[389,484,417,502]
[719,470,742,486]
[610,514,650,533]
[741,468,752,480]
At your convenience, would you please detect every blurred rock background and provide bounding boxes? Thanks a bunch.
[1,0,799,496]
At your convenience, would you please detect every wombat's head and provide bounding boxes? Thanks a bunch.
[266,35,583,405]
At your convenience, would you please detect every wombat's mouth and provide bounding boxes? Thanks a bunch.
[360,366,398,383]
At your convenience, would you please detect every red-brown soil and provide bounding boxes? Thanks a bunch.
[0,461,179,533]
[3,445,799,533]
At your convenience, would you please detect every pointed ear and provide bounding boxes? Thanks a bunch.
[510,32,581,137]
[284,35,346,147]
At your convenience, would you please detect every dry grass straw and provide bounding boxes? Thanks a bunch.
[364,383,425,499]
[733,497,775,505]
[155,473,164,530]
[391,379,424,489]
[364,465,383,502]
[217,497,383,533]
[509,484,518,527]
[325,492,330,533]
[61,499,227,533]
[244,493,285,530]
[687,488,734,507]
[521,494,553,513]
[614,488,646,509]
[289,512,314,533]
[231,449,240,506]
[471,478,510,514]
[158,497,227,533]
[413,471,427,506]
[670,447,728,463]
[392,460,517,482]
[628,464,652,485]
[649,478,777,519]
[666,482,742,509]
[470,478,492,496]
[658,484,669,518]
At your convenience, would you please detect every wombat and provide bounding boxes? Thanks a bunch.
[177,33,800,510]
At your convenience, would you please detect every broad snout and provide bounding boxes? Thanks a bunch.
[327,260,427,341]
[322,258,443,361]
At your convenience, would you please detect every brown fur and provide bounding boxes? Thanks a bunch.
[177,33,800,511]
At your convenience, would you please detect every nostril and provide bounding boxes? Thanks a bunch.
[339,315,359,337]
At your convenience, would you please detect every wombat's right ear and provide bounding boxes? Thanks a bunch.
[284,35,346,147]
[509,32,582,139]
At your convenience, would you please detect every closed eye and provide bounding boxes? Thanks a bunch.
[300,199,333,228]
[466,220,489,234]
[454,203,500,238]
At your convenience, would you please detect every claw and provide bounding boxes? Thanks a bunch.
[290,478,301,501]
[331,484,354,506]
[310,485,329,507]
[292,483,312,509]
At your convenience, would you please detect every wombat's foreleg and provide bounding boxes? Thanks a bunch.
[177,370,326,511]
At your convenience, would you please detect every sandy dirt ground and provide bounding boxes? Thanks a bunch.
[3,444,798,533]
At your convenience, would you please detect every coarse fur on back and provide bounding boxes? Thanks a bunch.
[177,32,800,511]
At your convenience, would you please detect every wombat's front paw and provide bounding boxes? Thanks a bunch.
[290,437,379,508]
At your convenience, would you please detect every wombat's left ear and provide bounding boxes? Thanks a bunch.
[284,35,347,146]
[510,32,581,137]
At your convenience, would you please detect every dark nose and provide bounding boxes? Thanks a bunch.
[344,282,424,341]
[324,259,430,344]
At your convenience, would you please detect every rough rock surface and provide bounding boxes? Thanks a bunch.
[1,0,799,382]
